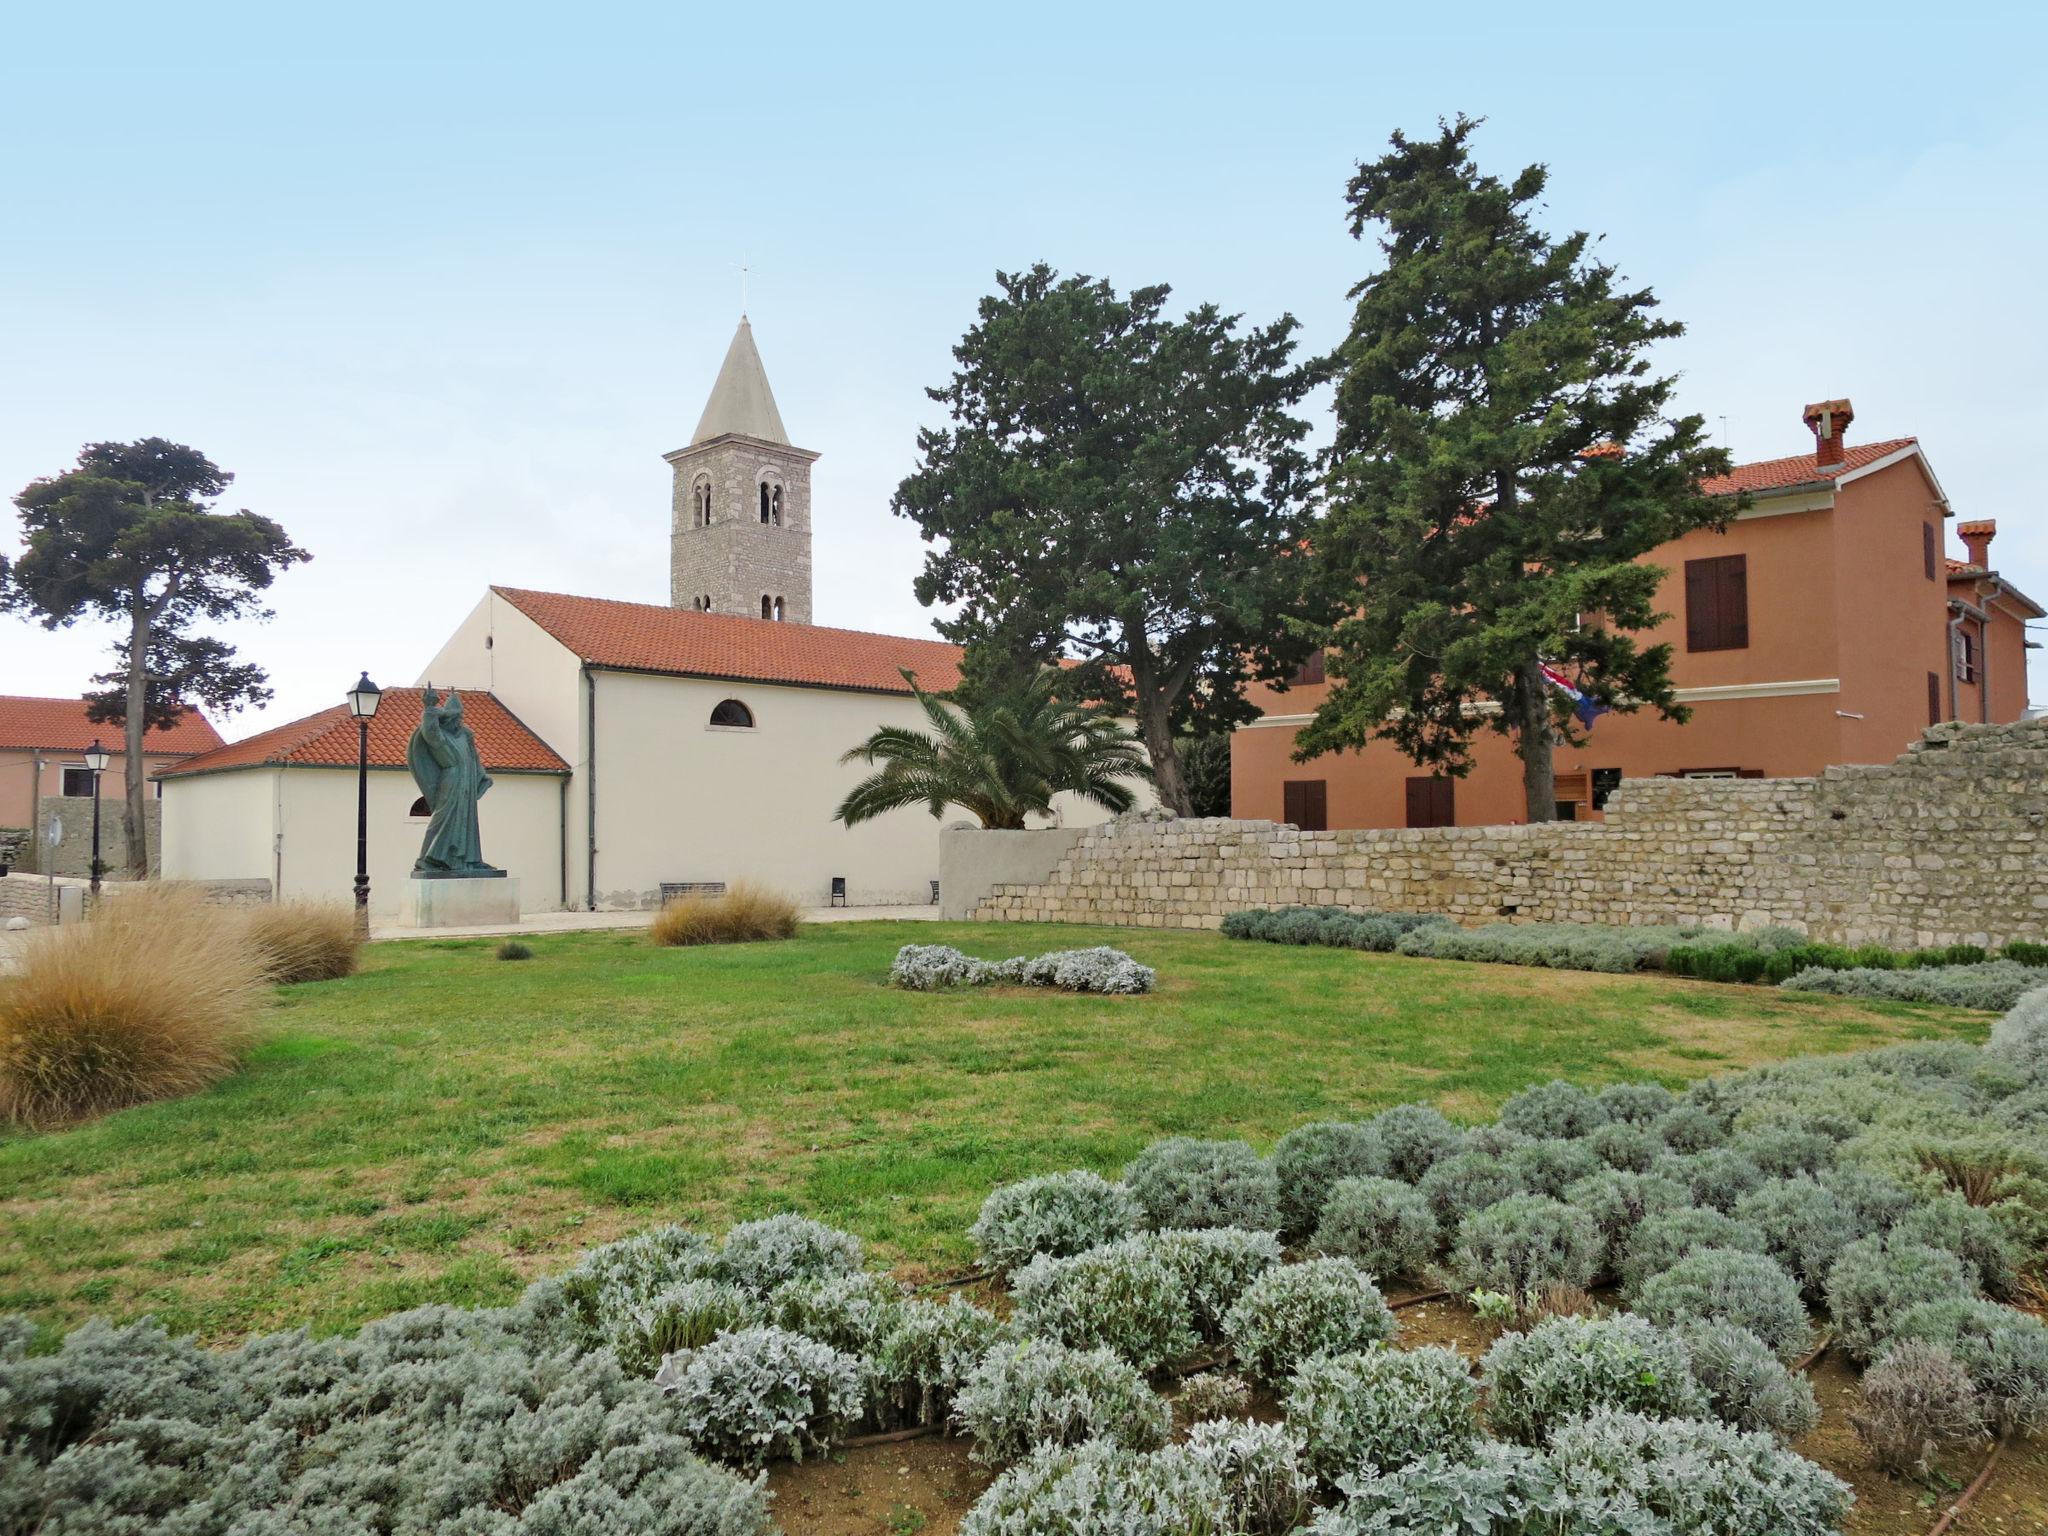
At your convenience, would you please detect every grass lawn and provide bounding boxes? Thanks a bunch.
[0,919,1991,1344]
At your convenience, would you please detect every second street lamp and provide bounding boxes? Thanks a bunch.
[345,673,382,932]
[82,737,110,898]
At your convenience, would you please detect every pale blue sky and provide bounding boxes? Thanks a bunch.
[5,0,2045,731]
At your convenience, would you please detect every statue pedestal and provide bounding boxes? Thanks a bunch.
[398,876,521,930]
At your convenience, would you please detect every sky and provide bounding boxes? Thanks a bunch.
[4,0,2046,736]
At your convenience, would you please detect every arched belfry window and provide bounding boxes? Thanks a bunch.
[693,478,712,527]
[773,595,785,622]
[759,483,771,524]
[770,485,783,526]
[761,594,773,619]
[709,698,755,729]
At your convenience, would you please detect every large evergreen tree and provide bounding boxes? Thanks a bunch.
[1297,117,1738,820]
[3,440,308,874]
[894,264,1333,815]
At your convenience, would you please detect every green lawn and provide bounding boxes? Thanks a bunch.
[0,920,1989,1344]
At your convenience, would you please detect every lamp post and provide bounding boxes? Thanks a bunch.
[82,738,110,899]
[345,673,382,933]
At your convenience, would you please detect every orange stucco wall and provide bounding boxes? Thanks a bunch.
[0,751,186,829]
[1233,455,2032,829]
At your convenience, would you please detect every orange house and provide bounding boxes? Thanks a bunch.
[1232,398,2043,830]
[0,695,224,831]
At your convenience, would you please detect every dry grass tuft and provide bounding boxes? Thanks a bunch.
[0,886,268,1128]
[649,881,803,948]
[240,900,362,983]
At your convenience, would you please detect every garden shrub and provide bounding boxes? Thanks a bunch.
[1850,1340,1988,1477]
[607,1277,762,1373]
[1479,1314,1706,1443]
[1444,1195,1603,1300]
[869,1296,1009,1429]
[1891,1191,2022,1297]
[240,898,362,983]
[1889,1297,2048,1433]
[1985,984,2048,1078]
[1651,1100,1728,1153]
[889,943,1155,993]
[1544,1408,1851,1536]
[1304,1442,1562,1535]
[0,885,267,1128]
[1020,946,1157,994]
[1497,1079,1609,1139]
[1141,1227,1285,1341]
[958,1440,1227,1536]
[1732,1177,1864,1298]
[1732,1124,1836,1179]
[1562,1169,1688,1268]
[1460,1121,1533,1156]
[1825,1235,1981,1363]
[765,1271,904,1356]
[1633,1248,1810,1359]
[1616,1206,1768,1296]
[1397,920,1695,974]
[1674,1321,1821,1440]
[1310,1175,1438,1281]
[495,938,533,960]
[1122,1137,1279,1232]
[1220,905,1451,953]
[1651,1146,1765,1211]
[1782,959,2048,1010]
[890,943,996,990]
[1183,1418,1317,1536]
[1284,1345,1478,1483]
[1596,1080,1676,1124]
[2001,941,2048,967]
[653,1325,864,1466]
[1273,1120,1386,1238]
[1586,1118,1660,1172]
[560,1225,721,1345]
[1366,1101,1464,1182]
[1417,1149,1527,1237]
[1820,1165,1917,1230]
[1012,1242,1200,1371]
[651,881,802,946]
[1174,1370,1251,1425]
[1222,1257,1396,1382]
[953,1340,1170,1463]
[714,1214,864,1295]
[1501,1136,1604,1198]
[970,1169,1144,1275]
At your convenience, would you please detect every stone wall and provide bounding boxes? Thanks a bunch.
[35,796,160,879]
[0,874,82,926]
[974,719,2048,949]
[0,827,26,871]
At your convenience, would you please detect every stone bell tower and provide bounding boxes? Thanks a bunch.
[665,316,818,623]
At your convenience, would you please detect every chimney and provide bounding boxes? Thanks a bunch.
[1802,397,1855,469]
[1957,518,1996,571]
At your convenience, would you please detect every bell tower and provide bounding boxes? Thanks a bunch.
[666,316,817,623]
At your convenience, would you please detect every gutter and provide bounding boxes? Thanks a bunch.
[584,664,598,912]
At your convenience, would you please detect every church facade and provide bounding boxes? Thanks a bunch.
[158,318,1148,914]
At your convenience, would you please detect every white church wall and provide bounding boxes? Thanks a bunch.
[160,768,280,889]
[417,592,586,762]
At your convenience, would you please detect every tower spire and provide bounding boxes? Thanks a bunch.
[691,316,788,445]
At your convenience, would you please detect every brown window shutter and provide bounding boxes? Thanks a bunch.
[1685,555,1748,651]
[1719,557,1748,648]
[1292,651,1325,686]
[1405,778,1428,828]
[1736,768,1765,779]
[1434,777,1455,826]
[1923,522,1938,581]
[1928,671,1942,726]
[1283,781,1303,826]
[1685,559,1714,651]
[1406,776,1454,828]
[1306,780,1327,832]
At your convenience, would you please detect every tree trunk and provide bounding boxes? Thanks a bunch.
[1125,656,1191,818]
[1516,656,1556,822]
[123,600,151,876]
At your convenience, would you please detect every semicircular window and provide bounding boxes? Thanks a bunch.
[408,796,431,817]
[709,699,755,729]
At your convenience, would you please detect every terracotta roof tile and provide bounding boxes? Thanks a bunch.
[1702,437,1916,497]
[494,587,967,695]
[158,688,567,778]
[0,695,224,754]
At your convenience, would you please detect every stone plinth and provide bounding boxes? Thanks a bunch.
[399,876,520,929]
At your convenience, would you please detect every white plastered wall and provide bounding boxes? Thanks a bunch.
[160,767,280,887]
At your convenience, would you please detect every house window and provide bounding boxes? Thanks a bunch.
[1928,670,1943,726]
[1290,651,1325,686]
[60,766,95,797]
[1282,779,1327,831]
[408,796,430,817]
[1404,776,1455,828]
[1923,522,1938,581]
[1954,627,1978,683]
[709,699,755,729]
[1590,767,1622,810]
[1684,554,1748,651]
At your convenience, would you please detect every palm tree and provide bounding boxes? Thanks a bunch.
[835,670,1151,830]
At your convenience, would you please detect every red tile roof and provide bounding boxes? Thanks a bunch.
[1701,438,1916,497]
[158,688,568,778]
[494,586,968,695]
[0,695,224,754]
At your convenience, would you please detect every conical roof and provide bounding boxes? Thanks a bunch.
[691,316,789,445]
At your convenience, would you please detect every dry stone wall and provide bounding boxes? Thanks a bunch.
[975,718,2048,949]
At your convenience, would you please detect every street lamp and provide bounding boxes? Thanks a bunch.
[345,674,382,931]
[82,738,110,898]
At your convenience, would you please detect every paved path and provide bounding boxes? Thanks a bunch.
[368,903,942,942]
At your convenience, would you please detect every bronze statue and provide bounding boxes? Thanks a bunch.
[408,687,503,878]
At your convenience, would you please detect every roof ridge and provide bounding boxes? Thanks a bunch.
[491,586,959,651]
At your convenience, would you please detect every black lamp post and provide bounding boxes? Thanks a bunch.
[83,738,110,898]
[345,673,382,931]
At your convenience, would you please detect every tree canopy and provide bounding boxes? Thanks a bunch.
[893,264,1336,816]
[1297,117,1737,821]
[3,439,309,872]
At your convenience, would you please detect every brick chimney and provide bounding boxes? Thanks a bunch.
[1802,397,1855,469]
[1957,518,1997,570]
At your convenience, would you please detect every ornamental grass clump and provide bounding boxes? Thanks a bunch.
[1633,1248,1810,1360]
[650,881,802,947]
[239,898,362,982]
[953,1340,1171,1463]
[1273,1119,1386,1239]
[654,1325,864,1466]
[1012,1242,1200,1371]
[1481,1314,1707,1444]
[1310,1175,1438,1281]
[970,1169,1144,1274]
[1123,1136,1279,1232]
[0,884,266,1128]
[1222,1257,1395,1383]
[1445,1195,1603,1301]
[1284,1345,1478,1483]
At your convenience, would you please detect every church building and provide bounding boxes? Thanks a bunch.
[157,318,1147,914]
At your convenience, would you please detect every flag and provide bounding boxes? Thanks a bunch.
[1539,662,1607,730]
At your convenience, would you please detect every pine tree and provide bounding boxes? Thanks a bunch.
[1297,117,1738,820]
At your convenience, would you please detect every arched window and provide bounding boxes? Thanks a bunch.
[773,595,785,622]
[709,698,754,729]
[761,594,772,619]
[693,478,712,527]
[759,483,771,523]
[770,485,783,526]
[408,796,430,818]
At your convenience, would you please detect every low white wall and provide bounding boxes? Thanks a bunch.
[940,825,1083,921]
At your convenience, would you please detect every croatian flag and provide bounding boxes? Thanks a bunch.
[1540,662,1607,729]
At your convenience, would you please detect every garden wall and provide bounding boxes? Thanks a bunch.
[971,718,2048,949]
[34,796,160,878]
[0,874,82,926]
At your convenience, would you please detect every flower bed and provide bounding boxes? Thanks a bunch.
[889,942,1155,994]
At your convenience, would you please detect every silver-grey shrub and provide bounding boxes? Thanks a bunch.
[1674,1321,1822,1440]
[1586,1118,1661,1172]
[1850,1340,1988,1477]
[1011,1242,1199,1371]
[765,1271,904,1356]
[1183,1418,1317,1536]
[1501,1136,1604,1198]
[1497,1079,1610,1139]
[1303,1442,1561,1535]
[1122,1137,1279,1232]
[654,1324,864,1466]
[1652,1100,1728,1153]
[1366,1102,1464,1182]
[1733,1176,1866,1298]
[1888,1297,2048,1433]
[1633,1248,1810,1359]
[1985,983,2048,1083]
[889,942,1155,994]
[1781,959,2048,1011]
[1650,1147,1766,1211]
[970,1169,1143,1275]
[1598,1081,1677,1124]
[1562,1169,1688,1269]
[1479,1314,1706,1443]
[1222,1257,1396,1383]
[1396,920,1693,973]
[1417,1149,1528,1237]
[1616,1206,1768,1297]
[713,1214,864,1296]
[1311,1175,1438,1281]
[953,1340,1171,1463]
[606,1276,764,1373]
[868,1295,1010,1429]
[890,943,1001,990]
[1284,1345,1478,1483]
[1021,945,1156,994]
[1892,1191,2022,1297]
[1731,1123,1837,1179]
[957,1440,1226,1536]
[1825,1235,1981,1363]
[1174,1370,1251,1424]
[1141,1227,1285,1341]
[1273,1119,1386,1238]
[1444,1195,1603,1299]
